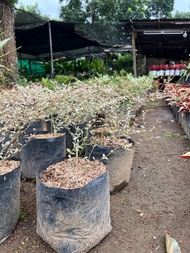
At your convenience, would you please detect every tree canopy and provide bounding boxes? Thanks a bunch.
[59,0,175,23]
[145,0,174,19]
[16,2,41,16]
[173,11,190,19]
[15,2,51,19]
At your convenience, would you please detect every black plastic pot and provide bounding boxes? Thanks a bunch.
[179,111,190,140]
[24,118,52,135]
[86,144,135,194]
[172,105,180,123]
[86,144,114,163]
[21,133,66,179]
[57,123,89,150]
[0,164,21,244]
[36,163,111,253]
[186,113,190,139]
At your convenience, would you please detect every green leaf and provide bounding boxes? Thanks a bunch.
[0,37,12,51]
[0,47,21,59]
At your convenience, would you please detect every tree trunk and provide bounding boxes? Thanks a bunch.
[0,0,18,85]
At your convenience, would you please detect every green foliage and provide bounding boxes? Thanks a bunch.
[180,63,190,81]
[59,0,86,22]
[15,76,28,87]
[42,58,109,80]
[19,209,25,221]
[59,0,123,23]
[74,59,89,73]
[16,2,41,16]
[0,33,15,86]
[90,58,108,76]
[0,37,12,54]
[43,55,132,81]
[111,54,133,74]
[8,0,18,6]
[41,77,55,90]
[145,0,174,18]
[15,2,51,19]
[173,11,190,19]
[119,0,150,19]
[0,32,19,63]
[1,74,155,160]
[54,75,77,85]
[59,0,175,23]
[43,60,74,76]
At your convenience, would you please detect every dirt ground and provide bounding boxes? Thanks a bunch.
[1,96,190,253]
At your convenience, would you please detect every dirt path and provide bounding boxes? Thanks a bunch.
[1,97,190,253]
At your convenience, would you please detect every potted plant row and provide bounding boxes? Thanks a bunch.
[0,84,57,243]
[0,73,154,252]
[164,82,190,140]
[35,82,122,252]
[35,79,142,252]
[149,63,186,76]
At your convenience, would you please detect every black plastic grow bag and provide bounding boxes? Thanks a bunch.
[0,165,21,244]
[21,134,66,178]
[36,166,111,253]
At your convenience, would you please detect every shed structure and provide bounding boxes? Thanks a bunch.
[120,19,190,76]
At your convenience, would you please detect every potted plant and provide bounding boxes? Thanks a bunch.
[0,91,26,243]
[20,132,66,179]
[34,81,118,252]
[0,159,21,244]
[173,64,179,76]
[35,79,133,252]
[0,81,69,242]
[0,35,25,243]
[163,64,169,76]
[173,63,186,76]
[180,62,190,84]
[36,155,111,253]
[149,65,157,76]
[34,74,154,252]
[164,82,190,139]
[83,75,154,194]
[86,122,135,194]
[158,64,165,76]
[14,84,67,179]
[168,64,175,76]
[0,100,22,243]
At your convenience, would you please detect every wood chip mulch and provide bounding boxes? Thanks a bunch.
[39,157,106,189]
[0,160,20,175]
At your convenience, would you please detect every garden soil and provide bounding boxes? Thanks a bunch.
[1,96,190,253]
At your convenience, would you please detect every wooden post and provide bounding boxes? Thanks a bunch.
[132,31,137,77]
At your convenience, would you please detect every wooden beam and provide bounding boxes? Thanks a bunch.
[141,45,185,49]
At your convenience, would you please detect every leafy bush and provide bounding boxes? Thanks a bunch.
[42,58,109,80]
[55,75,78,85]
[2,74,154,160]
[111,53,133,74]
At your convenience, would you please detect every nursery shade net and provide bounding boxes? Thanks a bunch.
[18,60,46,76]
[15,9,103,59]
[75,22,130,47]
[14,9,47,28]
